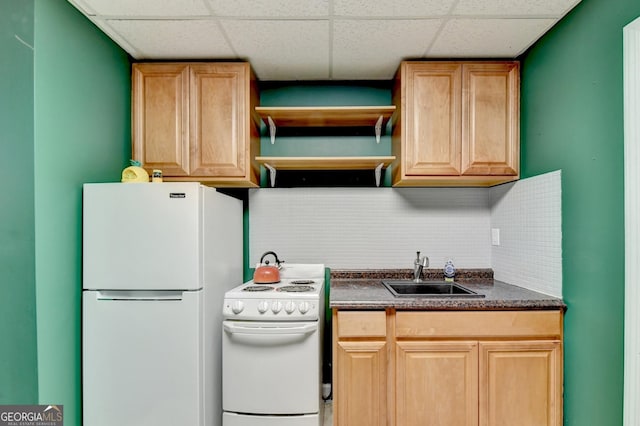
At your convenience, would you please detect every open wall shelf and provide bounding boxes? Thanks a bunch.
[255,156,395,187]
[255,105,396,144]
[255,105,396,187]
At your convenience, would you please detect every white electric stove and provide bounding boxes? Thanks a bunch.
[223,265,324,321]
[222,264,325,426]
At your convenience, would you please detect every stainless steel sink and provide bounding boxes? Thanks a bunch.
[382,280,485,298]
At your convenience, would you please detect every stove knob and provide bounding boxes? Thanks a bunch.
[299,301,311,314]
[257,300,269,314]
[231,300,244,315]
[271,301,283,313]
[285,301,296,314]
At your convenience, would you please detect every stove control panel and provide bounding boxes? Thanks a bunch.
[223,298,321,320]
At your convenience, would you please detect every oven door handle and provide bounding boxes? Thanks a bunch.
[223,322,317,336]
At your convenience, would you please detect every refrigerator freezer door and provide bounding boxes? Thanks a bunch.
[83,182,202,290]
[83,290,203,426]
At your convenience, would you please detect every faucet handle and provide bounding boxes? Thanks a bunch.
[415,251,428,266]
[413,251,427,282]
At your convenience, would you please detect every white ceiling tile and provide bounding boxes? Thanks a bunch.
[332,19,443,79]
[207,0,329,17]
[105,19,236,59]
[221,20,330,80]
[333,0,455,17]
[67,0,583,80]
[428,18,557,57]
[453,0,581,17]
[70,0,210,17]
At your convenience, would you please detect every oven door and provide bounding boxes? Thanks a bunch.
[222,320,321,415]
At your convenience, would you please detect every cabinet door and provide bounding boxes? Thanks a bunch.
[132,64,190,176]
[396,340,478,426]
[461,63,519,176]
[335,340,387,426]
[189,63,248,177]
[479,341,562,426]
[403,63,462,176]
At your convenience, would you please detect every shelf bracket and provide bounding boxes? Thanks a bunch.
[264,163,277,187]
[374,163,384,187]
[267,116,277,144]
[374,115,384,144]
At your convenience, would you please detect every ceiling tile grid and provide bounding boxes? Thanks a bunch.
[332,19,443,79]
[221,20,331,80]
[452,0,581,16]
[206,0,329,17]
[70,0,212,17]
[105,19,236,59]
[332,0,456,17]
[428,18,559,58]
[66,0,582,80]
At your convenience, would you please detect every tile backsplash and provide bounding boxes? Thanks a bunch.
[490,170,562,297]
[250,171,562,297]
[249,187,491,269]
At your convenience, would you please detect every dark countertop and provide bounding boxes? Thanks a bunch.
[329,269,566,311]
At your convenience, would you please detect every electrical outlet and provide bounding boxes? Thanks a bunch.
[491,228,501,246]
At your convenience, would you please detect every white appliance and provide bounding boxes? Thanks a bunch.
[82,182,243,426]
[222,264,325,426]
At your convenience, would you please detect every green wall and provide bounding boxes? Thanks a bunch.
[259,83,391,158]
[0,0,38,404]
[2,0,638,423]
[258,82,393,187]
[520,0,640,423]
[32,1,130,425]
[1,2,130,417]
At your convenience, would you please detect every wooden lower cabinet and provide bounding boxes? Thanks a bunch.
[396,340,478,426]
[333,311,388,426]
[333,310,563,426]
[335,340,387,426]
[479,341,563,426]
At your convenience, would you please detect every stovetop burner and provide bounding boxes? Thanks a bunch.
[289,279,315,285]
[277,285,314,293]
[243,285,274,292]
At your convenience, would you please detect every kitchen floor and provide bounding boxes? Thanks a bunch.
[323,401,332,426]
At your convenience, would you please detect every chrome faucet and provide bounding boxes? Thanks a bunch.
[413,251,429,282]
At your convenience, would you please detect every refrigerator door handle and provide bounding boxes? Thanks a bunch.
[95,290,187,301]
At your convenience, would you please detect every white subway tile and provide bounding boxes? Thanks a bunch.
[490,170,562,297]
[249,172,562,298]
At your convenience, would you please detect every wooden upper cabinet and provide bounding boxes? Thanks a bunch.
[190,64,246,177]
[392,61,520,187]
[401,63,461,176]
[462,63,520,176]
[132,64,189,176]
[132,62,260,187]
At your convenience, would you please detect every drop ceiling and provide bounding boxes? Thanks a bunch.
[67,0,581,81]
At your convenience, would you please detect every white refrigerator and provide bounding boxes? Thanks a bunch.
[82,182,243,426]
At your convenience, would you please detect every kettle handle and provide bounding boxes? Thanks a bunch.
[260,251,283,267]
